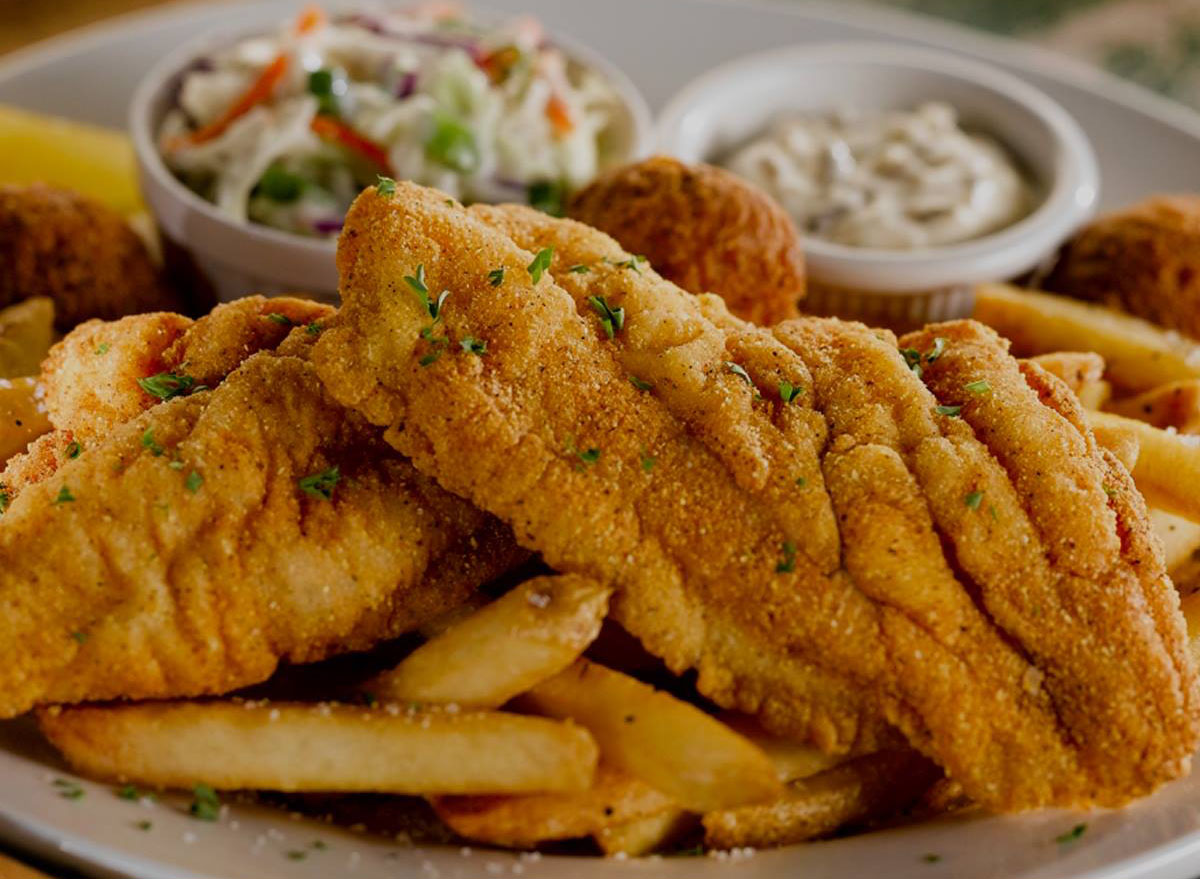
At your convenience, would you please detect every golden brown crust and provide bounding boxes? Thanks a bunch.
[1046,195,1200,338]
[0,184,180,329]
[568,156,804,325]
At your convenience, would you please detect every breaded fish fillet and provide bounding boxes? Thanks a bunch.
[0,351,525,719]
[311,182,1198,810]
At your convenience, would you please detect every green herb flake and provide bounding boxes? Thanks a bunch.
[376,175,397,197]
[460,337,487,356]
[964,490,984,510]
[286,851,308,861]
[779,380,804,404]
[776,540,797,574]
[168,460,184,471]
[95,342,110,355]
[266,312,295,327]
[640,450,656,473]
[576,447,601,468]
[935,404,963,417]
[311,840,328,851]
[900,347,923,377]
[568,264,590,274]
[298,467,340,501]
[796,476,807,487]
[725,362,752,384]
[135,820,153,831]
[922,853,942,863]
[117,784,140,801]
[185,471,204,494]
[617,254,646,272]
[71,631,88,644]
[305,322,323,336]
[965,379,992,395]
[0,489,9,514]
[53,485,75,505]
[65,441,82,459]
[53,778,85,800]
[527,179,566,217]
[141,428,164,457]
[528,246,554,284]
[629,375,653,392]
[189,784,221,821]
[926,337,948,363]
[1055,823,1087,844]
[487,267,505,287]
[588,295,625,339]
[137,372,196,402]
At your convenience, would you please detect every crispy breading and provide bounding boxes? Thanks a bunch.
[0,352,525,718]
[568,157,804,325]
[0,183,180,329]
[311,182,1198,811]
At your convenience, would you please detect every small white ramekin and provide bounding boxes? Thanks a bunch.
[657,41,1100,328]
[129,17,654,303]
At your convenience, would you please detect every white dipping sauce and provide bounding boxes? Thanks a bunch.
[725,102,1031,249]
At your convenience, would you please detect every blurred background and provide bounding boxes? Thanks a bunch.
[2,0,1200,107]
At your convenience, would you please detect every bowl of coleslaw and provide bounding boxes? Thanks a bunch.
[130,3,653,302]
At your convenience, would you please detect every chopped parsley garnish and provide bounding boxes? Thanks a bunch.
[117,784,140,800]
[926,336,948,363]
[135,820,153,831]
[725,362,752,384]
[425,111,480,174]
[900,347,923,377]
[311,840,328,851]
[964,490,984,510]
[65,441,82,459]
[419,324,450,366]
[1102,483,1117,498]
[935,404,963,417]
[71,631,88,644]
[286,851,308,861]
[375,175,397,197]
[53,778,84,800]
[0,489,9,514]
[779,381,804,404]
[298,467,340,501]
[95,342,110,355]
[629,375,653,392]
[616,254,646,272]
[53,485,75,505]
[566,439,601,470]
[965,379,991,395]
[588,296,625,339]
[796,476,807,487]
[1055,823,1087,844]
[527,179,566,217]
[404,265,450,321]
[141,429,164,457]
[460,336,487,356]
[527,246,554,284]
[568,264,590,274]
[185,471,204,494]
[305,322,323,336]
[922,853,942,863]
[487,267,505,287]
[137,372,196,402]
[640,450,656,472]
[189,784,221,821]
[169,460,184,471]
[776,541,797,573]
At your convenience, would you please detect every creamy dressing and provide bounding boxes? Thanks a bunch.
[725,102,1032,249]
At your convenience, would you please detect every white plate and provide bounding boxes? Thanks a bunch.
[4,2,1200,877]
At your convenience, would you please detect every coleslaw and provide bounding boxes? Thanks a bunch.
[158,3,625,237]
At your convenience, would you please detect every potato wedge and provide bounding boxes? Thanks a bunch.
[1151,508,1200,573]
[516,659,780,812]
[1027,351,1105,393]
[594,809,698,857]
[0,105,144,216]
[39,700,597,795]
[365,575,610,709]
[0,297,54,379]
[702,750,940,850]
[718,713,846,782]
[431,764,674,848]
[1108,380,1200,435]
[0,376,50,464]
[1086,410,1200,521]
[975,283,1200,392]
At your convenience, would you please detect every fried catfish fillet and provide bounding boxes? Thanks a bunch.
[311,183,1198,811]
[0,351,524,719]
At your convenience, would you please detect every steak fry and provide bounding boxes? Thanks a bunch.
[0,352,524,718]
[311,182,1198,810]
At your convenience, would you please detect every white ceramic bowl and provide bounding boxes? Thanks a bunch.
[130,13,654,303]
[657,41,1100,327]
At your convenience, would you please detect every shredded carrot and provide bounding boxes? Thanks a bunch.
[170,54,290,149]
[310,115,394,176]
[294,4,327,35]
[545,94,574,137]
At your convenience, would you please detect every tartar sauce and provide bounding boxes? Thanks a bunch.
[725,102,1031,249]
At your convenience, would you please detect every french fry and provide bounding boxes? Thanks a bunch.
[1180,592,1200,665]
[1107,380,1200,435]
[1028,351,1104,393]
[0,376,50,464]
[717,713,846,782]
[1078,379,1113,411]
[1150,508,1200,573]
[39,700,597,795]
[1086,410,1200,521]
[0,297,54,379]
[702,750,940,850]
[364,575,611,709]
[1089,414,1142,472]
[431,764,674,848]
[594,808,698,857]
[975,283,1200,392]
[515,659,780,812]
